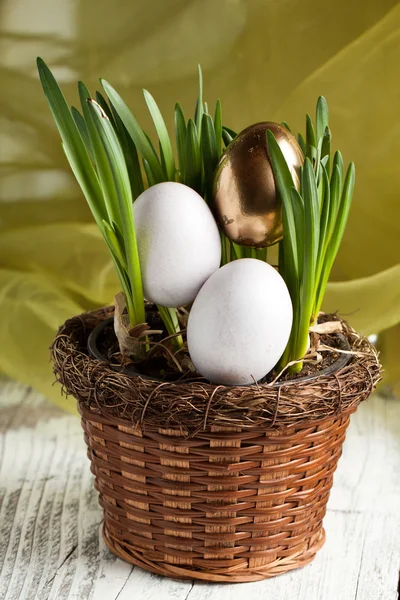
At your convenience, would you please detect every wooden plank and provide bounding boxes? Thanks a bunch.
[0,379,399,600]
[329,393,400,515]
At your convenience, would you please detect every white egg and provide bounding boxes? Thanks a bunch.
[187,258,293,385]
[133,182,221,307]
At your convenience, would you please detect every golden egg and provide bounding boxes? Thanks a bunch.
[213,122,304,247]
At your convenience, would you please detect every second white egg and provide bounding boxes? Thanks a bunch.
[187,258,293,385]
[133,182,221,307]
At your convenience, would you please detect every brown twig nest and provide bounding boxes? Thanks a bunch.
[51,307,382,434]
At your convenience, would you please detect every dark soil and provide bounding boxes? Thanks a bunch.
[93,310,347,385]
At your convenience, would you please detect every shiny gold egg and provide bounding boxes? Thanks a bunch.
[213,122,304,247]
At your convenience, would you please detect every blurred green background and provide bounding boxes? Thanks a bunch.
[1,0,399,409]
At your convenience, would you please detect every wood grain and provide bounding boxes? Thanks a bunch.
[0,378,399,599]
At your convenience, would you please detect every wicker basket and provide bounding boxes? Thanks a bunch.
[52,308,381,583]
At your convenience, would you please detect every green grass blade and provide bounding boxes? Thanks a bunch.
[332,150,344,192]
[297,132,306,155]
[321,155,329,169]
[306,114,316,159]
[329,164,342,226]
[101,79,164,183]
[314,163,355,316]
[295,158,320,355]
[231,241,244,260]
[214,99,222,157]
[143,132,159,161]
[100,89,144,198]
[102,220,126,268]
[222,126,237,139]
[303,158,320,272]
[88,99,145,324]
[71,106,93,159]
[95,91,115,123]
[185,119,202,194]
[325,163,355,267]
[266,129,298,284]
[109,102,144,200]
[290,187,304,281]
[318,164,330,257]
[201,113,218,202]
[194,64,204,133]
[37,58,107,227]
[174,103,187,182]
[157,306,183,349]
[281,121,291,132]
[79,81,119,225]
[143,158,156,187]
[321,126,331,174]
[143,89,175,180]
[222,129,233,147]
[316,96,329,141]
[313,164,330,319]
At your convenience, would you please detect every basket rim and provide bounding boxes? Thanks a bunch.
[51,307,382,432]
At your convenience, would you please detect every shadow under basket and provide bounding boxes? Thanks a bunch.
[51,307,382,583]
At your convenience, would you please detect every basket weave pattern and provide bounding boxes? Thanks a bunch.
[52,309,381,582]
[80,404,352,582]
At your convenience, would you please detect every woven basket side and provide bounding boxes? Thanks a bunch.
[80,405,352,582]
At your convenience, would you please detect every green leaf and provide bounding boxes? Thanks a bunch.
[157,306,183,349]
[143,158,156,187]
[326,162,355,264]
[321,126,331,174]
[201,113,218,202]
[290,187,304,280]
[302,158,320,272]
[306,114,316,159]
[314,163,355,315]
[329,164,342,230]
[222,129,234,147]
[296,158,320,354]
[222,125,237,139]
[88,99,145,324]
[231,241,244,260]
[214,99,222,157]
[79,81,119,225]
[143,89,175,181]
[102,220,126,268]
[314,164,331,313]
[71,106,93,159]
[95,91,115,123]
[297,132,306,155]
[101,79,164,183]
[174,103,187,182]
[318,164,330,254]
[110,102,144,200]
[281,121,291,132]
[332,150,344,193]
[185,119,202,194]
[321,155,330,169]
[316,96,329,141]
[37,58,107,228]
[266,129,298,285]
[194,64,204,133]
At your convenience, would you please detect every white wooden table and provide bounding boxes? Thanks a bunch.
[1,378,399,600]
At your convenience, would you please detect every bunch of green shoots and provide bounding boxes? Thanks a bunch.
[38,57,354,376]
[268,98,355,372]
[37,59,230,350]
